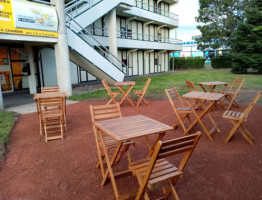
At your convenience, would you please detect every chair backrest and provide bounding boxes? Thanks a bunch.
[185,81,197,92]
[90,103,122,123]
[141,132,201,190]
[142,78,151,94]
[38,97,64,118]
[226,78,245,109]
[228,78,245,93]
[165,87,184,107]
[41,86,59,93]
[241,91,261,121]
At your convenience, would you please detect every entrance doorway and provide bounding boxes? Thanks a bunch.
[9,48,30,91]
[0,47,13,92]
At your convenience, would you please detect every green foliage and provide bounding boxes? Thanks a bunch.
[0,111,17,159]
[211,55,232,68]
[170,57,205,69]
[70,69,262,101]
[196,0,247,50]
[231,0,262,73]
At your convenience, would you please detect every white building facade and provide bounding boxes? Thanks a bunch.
[0,0,182,99]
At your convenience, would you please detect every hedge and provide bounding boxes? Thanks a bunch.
[211,55,232,68]
[170,57,205,69]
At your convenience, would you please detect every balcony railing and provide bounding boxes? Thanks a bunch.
[89,27,182,44]
[134,0,179,21]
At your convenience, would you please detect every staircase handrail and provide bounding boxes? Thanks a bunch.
[66,13,127,74]
[65,0,102,18]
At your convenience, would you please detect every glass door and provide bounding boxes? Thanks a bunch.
[0,47,13,92]
[9,48,29,91]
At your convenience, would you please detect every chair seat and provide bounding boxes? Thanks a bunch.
[42,110,63,119]
[129,158,182,189]
[134,90,143,95]
[222,110,246,121]
[223,91,235,95]
[176,106,191,112]
[98,136,118,149]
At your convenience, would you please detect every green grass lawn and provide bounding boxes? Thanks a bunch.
[0,111,17,159]
[69,69,262,101]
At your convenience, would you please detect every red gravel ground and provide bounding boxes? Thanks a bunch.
[0,100,262,200]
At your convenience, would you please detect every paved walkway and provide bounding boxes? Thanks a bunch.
[6,100,78,114]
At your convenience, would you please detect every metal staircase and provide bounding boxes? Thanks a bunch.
[65,0,133,84]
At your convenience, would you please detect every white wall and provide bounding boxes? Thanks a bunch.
[40,48,79,86]
[70,62,78,84]
[39,48,58,87]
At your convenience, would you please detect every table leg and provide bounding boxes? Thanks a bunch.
[118,85,135,107]
[36,100,43,135]
[208,85,216,93]
[199,84,207,92]
[98,130,121,199]
[185,100,215,141]
[147,132,165,157]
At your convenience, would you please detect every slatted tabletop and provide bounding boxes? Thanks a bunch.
[183,91,225,101]
[115,81,136,86]
[94,115,173,141]
[198,81,228,86]
[33,92,67,100]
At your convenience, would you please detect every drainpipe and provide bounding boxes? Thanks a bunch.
[143,21,154,41]
[158,50,166,71]
[157,0,162,14]
[127,49,137,76]
[125,17,136,38]
[157,24,166,41]
[0,83,3,110]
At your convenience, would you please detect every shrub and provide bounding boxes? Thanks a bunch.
[170,57,205,69]
[211,55,232,68]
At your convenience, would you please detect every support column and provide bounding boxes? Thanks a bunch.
[25,45,37,94]
[51,0,72,96]
[108,9,118,58]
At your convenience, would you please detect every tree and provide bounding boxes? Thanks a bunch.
[231,0,262,73]
[196,0,247,51]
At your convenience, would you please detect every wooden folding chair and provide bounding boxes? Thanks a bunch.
[134,78,151,107]
[101,80,120,105]
[38,97,66,142]
[185,80,197,92]
[165,87,195,134]
[41,86,60,93]
[90,103,134,180]
[129,132,201,200]
[185,80,202,109]
[222,78,245,110]
[223,91,261,145]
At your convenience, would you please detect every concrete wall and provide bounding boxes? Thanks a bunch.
[40,48,58,87]
[40,48,81,87]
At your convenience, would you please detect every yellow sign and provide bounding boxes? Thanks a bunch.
[0,0,58,37]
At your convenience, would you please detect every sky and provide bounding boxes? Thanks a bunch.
[171,0,201,42]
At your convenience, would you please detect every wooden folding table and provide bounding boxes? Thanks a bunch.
[115,81,136,107]
[198,81,228,108]
[182,91,225,141]
[198,81,228,93]
[34,92,67,114]
[93,115,173,200]
[34,92,67,136]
